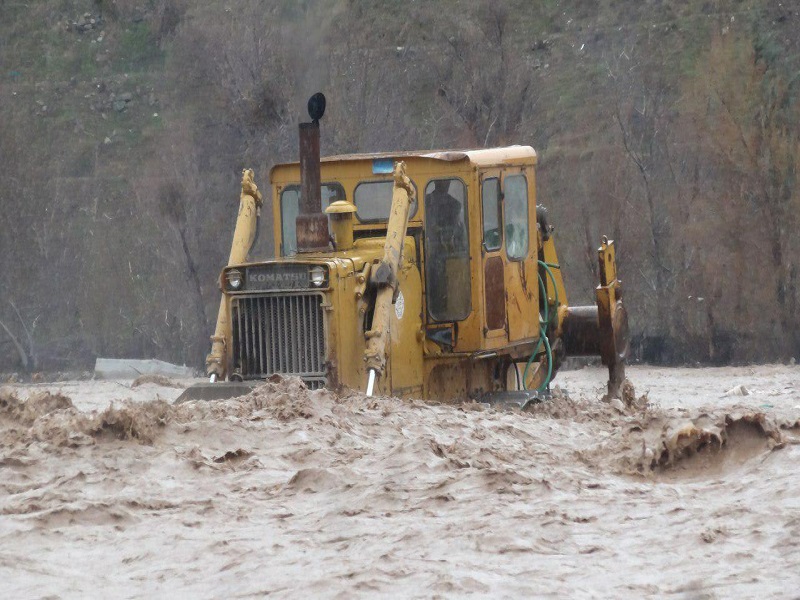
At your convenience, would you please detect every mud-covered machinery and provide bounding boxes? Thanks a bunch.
[183,94,628,404]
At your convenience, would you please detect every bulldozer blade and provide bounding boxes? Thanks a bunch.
[174,381,260,404]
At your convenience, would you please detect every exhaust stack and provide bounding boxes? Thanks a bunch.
[296,93,330,252]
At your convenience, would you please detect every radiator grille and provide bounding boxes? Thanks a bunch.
[231,293,326,389]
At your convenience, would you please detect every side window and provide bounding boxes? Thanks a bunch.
[280,183,345,256]
[280,187,300,256]
[503,175,529,260]
[481,177,501,251]
[424,178,471,321]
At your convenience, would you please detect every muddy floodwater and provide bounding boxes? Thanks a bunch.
[1,365,799,598]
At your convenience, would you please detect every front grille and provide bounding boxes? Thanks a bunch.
[231,293,326,388]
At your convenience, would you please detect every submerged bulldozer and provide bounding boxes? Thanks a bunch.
[180,94,628,405]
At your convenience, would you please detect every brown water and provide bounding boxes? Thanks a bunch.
[1,366,799,598]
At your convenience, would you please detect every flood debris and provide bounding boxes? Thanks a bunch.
[723,384,750,397]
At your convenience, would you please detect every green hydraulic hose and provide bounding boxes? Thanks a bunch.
[538,266,549,324]
[539,260,560,320]
[522,261,560,392]
[522,273,547,389]
[522,333,543,390]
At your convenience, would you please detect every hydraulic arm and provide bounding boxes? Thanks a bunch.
[205,169,262,381]
[363,161,415,395]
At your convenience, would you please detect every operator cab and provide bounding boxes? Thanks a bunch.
[270,146,546,358]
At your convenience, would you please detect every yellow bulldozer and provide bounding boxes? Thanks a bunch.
[180,94,628,406]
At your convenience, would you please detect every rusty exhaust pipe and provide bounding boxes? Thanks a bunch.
[296,93,330,252]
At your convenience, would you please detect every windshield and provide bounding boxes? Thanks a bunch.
[280,183,345,255]
[354,180,418,223]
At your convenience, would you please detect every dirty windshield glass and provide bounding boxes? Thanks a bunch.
[354,180,418,223]
[280,183,345,255]
[503,175,528,260]
[424,178,471,321]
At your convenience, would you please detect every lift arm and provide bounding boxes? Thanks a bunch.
[363,161,415,395]
[595,237,629,396]
[205,169,262,381]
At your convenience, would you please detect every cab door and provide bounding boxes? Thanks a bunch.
[479,172,509,348]
[502,169,539,342]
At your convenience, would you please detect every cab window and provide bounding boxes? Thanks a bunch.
[424,178,471,321]
[481,177,501,251]
[503,175,528,260]
[280,183,345,256]
[354,180,418,223]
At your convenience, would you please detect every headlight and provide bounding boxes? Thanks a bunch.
[310,266,326,287]
[226,269,243,290]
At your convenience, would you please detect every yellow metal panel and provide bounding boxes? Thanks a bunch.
[390,245,424,397]
[331,259,362,391]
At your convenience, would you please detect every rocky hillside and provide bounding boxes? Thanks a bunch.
[0,0,798,370]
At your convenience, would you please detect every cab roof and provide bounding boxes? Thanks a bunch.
[270,145,537,179]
